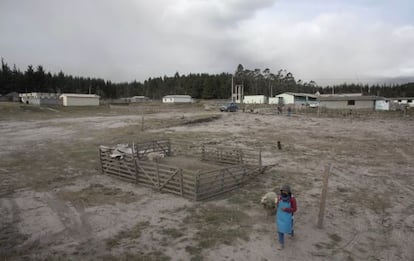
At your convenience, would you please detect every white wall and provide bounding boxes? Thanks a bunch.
[375,100,390,111]
[268,97,278,104]
[275,93,294,104]
[62,96,99,106]
[243,95,267,104]
[162,96,193,103]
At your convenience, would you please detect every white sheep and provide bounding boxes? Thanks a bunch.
[146,152,165,162]
[260,192,277,216]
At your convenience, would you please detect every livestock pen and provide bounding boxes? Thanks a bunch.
[99,139,265,200]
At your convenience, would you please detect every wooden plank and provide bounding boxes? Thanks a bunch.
[104,170,135,181]
[197,175,244,185]
[179,171,183,196]
[136,163,159,187]
[198,176,241,186]
[198,167,246,179]
[102,165,135,174]
[198,179,240,190]
[197,181,241,194]
[102,166,135,174]
[135,168,183,180]
[159,169,180,190]
[317,164,332,229]
[196,185,242,201]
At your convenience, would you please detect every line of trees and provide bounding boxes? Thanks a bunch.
[1,59,413,99]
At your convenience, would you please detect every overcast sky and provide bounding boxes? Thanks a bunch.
[1,0,413,86]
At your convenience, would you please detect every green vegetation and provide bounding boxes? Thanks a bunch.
[101,251,170,261]
[58,184,140,207]
[105,221,150,250]
[183,205,250,258]
[2,59,412,99]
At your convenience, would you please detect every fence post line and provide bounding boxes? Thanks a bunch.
[239,149,243,164]
[132,142,139,184]
[259,147,262,169]
[156,161,160,189]
[179,169,183,196]
[317,163,332,229]
[98,148,104,175]
[194,170,200,201]
[167,139,171,156]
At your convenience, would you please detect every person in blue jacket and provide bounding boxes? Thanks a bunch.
[275,184,297,250]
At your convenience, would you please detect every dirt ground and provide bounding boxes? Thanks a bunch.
[0,102,413,261]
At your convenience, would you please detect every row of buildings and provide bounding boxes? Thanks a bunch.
[235,92,413,111]
[161,93,413,111]
[3,92,413,110]
[1,92,194,106]
[18,93,100,106]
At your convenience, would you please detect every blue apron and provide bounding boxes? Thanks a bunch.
[276,198,293,234]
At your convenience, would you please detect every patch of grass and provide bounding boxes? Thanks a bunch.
[0,224,29,259]
[329,233,342,243]
[159,228,185,239]
[226,189,263,207]
[58,184,140,207]
[105,221,150,249]
[101,251,170,261]
[314,233,344,257]
[182,115,222,125]
[183,205,250,257]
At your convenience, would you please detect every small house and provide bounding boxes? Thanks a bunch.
[59,93,100,106]
[162,95,194,103]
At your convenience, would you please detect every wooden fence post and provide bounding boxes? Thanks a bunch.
[132,142,139,184]
[259,147,262,169]
[194,170,200,201]
[167,139,171,156]
[156,161,160,189]
[98,148,104,175]
[179,170,183,196]
[317,163,332,229]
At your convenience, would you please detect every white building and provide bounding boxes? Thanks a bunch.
[59,94,100,106]
[129,96,149,103]
[273,92,318,106]
[319,95,384,110]
[162,95,194,103]
[19,92,60,105]
[391,97,414,107]
[243,95,267,104]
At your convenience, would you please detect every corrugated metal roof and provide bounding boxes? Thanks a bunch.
[276,92,317,98]
[59,94,100,98]
[163,95,192,98]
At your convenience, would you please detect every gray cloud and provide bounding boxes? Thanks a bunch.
[1,0,413,86]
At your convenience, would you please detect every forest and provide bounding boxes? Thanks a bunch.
[1,59,413,99]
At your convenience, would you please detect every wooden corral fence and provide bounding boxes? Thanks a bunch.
[99,146,195,199]
[170,139,202,157]
[195,165,261,201]
[134,139,171,159]
[99,140,264,201]
[201,144,262,168]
